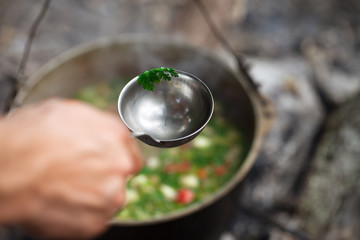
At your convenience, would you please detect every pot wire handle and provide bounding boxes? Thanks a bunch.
[194,0,274,126]
[193,0,262,99]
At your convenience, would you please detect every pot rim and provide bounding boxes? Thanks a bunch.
[13,34,269,226]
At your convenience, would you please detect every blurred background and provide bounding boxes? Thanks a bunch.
[0,0,360,239]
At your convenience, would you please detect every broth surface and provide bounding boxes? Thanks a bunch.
[74,78,246,220]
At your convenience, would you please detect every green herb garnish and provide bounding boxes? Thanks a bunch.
[137,67,179,91]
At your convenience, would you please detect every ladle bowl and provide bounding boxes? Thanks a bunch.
[118,70,214,148]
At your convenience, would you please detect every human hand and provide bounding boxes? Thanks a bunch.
[0,99,142,239]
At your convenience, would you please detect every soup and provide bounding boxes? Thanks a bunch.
[74,78,246,220]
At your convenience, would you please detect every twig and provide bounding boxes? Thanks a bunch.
[17,0,51,80]
[240,205,313,240]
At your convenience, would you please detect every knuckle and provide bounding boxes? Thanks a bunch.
[112,189,126,207]
[112,163,131,177]
[130,160,142,174]
[117,160,137,175]
[98,176,126,211]
[41,98,63,107]
[109,154,137,175]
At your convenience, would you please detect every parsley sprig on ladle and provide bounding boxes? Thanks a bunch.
[137,67,179,91]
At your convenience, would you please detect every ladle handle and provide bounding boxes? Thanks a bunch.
[130,132,161,143]
[194,0,260,95]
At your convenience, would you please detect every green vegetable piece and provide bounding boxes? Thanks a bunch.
[137,67,179,91]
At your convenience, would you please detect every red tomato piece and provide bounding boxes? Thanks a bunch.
[177,161,191,172]
[176,188,194,204]
[164,164,178,173]
[214,165,227,176]
[164,161,191,173]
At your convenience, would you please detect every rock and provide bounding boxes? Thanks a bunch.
[225,208,271,240]
[219,232,237,240]
[240,57,324,209]
[302,40,360,106]
[269,228,299,240]
[221,57,323,239]
[324,180,360,240]
[298,94,360,239]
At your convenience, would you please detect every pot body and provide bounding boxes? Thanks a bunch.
[13,35,268,240]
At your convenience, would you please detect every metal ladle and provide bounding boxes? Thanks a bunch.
[118,70,214,148]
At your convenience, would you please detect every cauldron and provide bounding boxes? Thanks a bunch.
[12,35,271,240]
